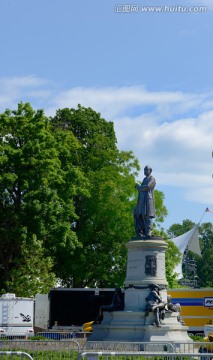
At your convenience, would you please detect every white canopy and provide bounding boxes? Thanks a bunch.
[171,224,201,279]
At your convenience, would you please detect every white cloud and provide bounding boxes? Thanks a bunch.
[0,75,47,88]
[50,86,205,119]
[113,110,213,197]
[0,75,51,111]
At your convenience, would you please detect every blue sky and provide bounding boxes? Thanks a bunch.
[0,0,213,231]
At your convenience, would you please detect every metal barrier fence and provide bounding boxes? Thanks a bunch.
[0,340,80,360]
[0,351,33,360]
[0,333,35,340]
[79,351,213,360]
[0,332,89,341]
[83,341,175,352]
[1,339,213,360]
[83,340,212,353]
[36,331,89,340]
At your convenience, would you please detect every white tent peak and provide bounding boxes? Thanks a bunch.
[170,207,212,279]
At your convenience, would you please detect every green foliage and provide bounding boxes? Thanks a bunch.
[0,102,87,294]
[189,334,205,341]
[51,106,169,287]
[167,220,196,285]
[167,219,195,238]
[28,335,49,340]
[0,102,169,292]
[154,190,168,224]
[5,237,56,297]
[0,347,79,360]
[167,220,213,288]
[165,239,182,288]
[196,222,213,287]
[51,106,141,287]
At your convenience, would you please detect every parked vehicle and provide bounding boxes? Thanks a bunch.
[35,288,116,332]
[0,293,34,338]
[168,288,213,334]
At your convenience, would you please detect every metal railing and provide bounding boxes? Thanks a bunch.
[36,331,89,340]
[0,332,34,340]
[83,341,175,352]
[83,340,207,353]
[1,339,213,360]
[0,351,33,360]
[0,340,80,359]
[79,351,213,360]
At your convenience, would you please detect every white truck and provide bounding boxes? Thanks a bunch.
[0,293,34,338]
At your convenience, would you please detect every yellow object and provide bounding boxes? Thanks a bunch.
[82,321,94,332]
[168,288,213,332]
[202,332,213,351]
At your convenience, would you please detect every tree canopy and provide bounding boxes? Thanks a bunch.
[0,102,171,296]
[0,103,87,295]
[197,222,213,287]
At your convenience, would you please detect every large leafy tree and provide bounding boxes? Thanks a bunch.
[51,106,138,286]
[6,237,56,297]
[0,102,88,295]
[0,102,170,294]
[51,106,169,287]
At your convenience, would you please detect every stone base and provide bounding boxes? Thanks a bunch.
[89,310,192,343]
[125,238,168,287]
[89,235,192,346]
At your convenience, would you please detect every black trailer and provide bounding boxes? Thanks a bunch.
[48,288,117,328]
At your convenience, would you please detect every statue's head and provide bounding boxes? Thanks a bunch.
[144,165,152,176]
[151,284,160,291]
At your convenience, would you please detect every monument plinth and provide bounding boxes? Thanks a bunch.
[90,236,191,343]
[125,237,167,287]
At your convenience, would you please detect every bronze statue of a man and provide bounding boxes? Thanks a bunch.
[145,284,166,327]
[134,165,156,238]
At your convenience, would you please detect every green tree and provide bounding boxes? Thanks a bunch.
[51,105,168,287]
[51,106,138,286]
[165,238,182,288]
[5,236,56,297]
[0,102,170,293]
[166,219,213,288]
[153,190,168,225]
[167,219,195,238]
[0,102,88,295]
[196,222,213,287]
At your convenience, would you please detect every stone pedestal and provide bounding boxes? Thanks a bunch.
[125,237,167,287]
[90,236,192,343]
